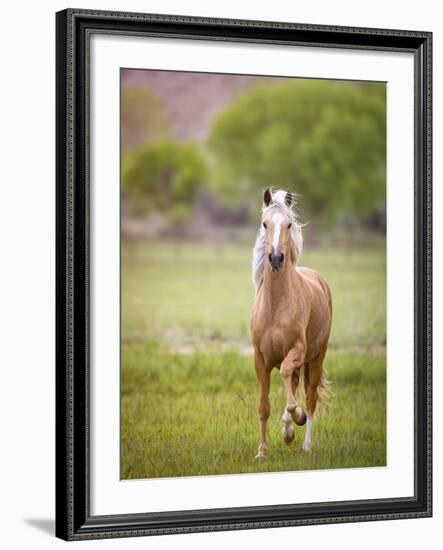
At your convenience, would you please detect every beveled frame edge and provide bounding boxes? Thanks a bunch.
[55,8,432,541]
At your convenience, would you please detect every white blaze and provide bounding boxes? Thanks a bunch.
[272,212,285,250]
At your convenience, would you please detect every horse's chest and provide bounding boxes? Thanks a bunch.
[255,320,297,364]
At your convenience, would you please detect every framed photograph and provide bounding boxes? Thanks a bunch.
[55,8,432,541]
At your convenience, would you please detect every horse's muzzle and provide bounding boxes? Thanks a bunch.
[269,250,284,272]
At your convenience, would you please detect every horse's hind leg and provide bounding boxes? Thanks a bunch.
[301,355,325,452]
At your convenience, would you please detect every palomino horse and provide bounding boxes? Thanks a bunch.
[251,188,332,458]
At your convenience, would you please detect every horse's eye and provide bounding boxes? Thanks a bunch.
[288,223,292,229]
[263,222,267,229]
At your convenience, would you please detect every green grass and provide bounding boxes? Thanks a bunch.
[121,240,386,479]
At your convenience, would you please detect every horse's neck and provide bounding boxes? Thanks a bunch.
[262,265,298,311]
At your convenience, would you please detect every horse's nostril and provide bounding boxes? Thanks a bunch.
[280,253,284,262]
[268,253,272,263]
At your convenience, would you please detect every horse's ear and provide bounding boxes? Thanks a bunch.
[285,191,293,208]
[263,187,272,207]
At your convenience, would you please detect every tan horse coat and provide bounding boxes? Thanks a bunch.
[250,189,332,457]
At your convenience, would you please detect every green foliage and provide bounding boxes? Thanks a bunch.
[122,87,169,150]
[208,80,386,222]
[122,140,207,220]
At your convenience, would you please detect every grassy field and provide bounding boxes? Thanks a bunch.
[121,240,386,479]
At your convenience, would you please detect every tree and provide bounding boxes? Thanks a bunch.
[121,87,169,151]
[208,80,386,223]
[122,140,207,221]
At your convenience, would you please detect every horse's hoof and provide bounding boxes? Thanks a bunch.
[255,452,267,460]
[293,406,307,426]
[300,442,311,453]
[282,426,295,445]
[255,446,268,460]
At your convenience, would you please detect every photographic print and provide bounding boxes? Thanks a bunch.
[56,9,432,539]
[120,69,387,480]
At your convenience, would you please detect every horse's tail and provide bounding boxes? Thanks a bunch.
[294,358,331,417]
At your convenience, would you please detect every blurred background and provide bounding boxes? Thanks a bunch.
[121,69,386,480]
[122,70,386,240]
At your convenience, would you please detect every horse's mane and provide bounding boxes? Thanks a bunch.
[252,189,303,294]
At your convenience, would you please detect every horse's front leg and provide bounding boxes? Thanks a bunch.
[280,346,307,442]
[254,350,271,460]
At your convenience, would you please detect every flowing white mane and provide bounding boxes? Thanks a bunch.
[252,189,303,294]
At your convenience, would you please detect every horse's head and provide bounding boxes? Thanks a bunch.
[260,188,300,273]
[252,188,303,292]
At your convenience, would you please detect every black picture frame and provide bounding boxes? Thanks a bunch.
[55,8,432,541]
